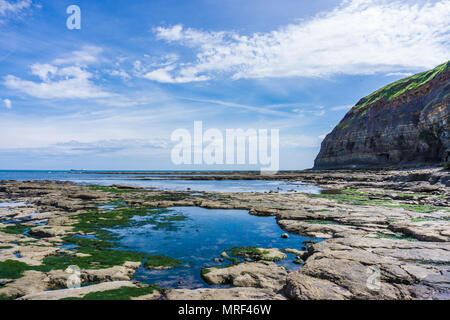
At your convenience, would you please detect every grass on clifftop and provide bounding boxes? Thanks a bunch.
[351,61,449,112]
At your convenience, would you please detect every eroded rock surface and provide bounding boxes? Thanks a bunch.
[315,61,450,169]
[202,261,287,292]
[0,168,449,300]
[164,287,286,300]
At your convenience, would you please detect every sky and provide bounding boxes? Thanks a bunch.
[0,0,449,170]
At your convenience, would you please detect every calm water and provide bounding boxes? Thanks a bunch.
[107,207,319,289]
[0,173,322,289]
[0,170,322,193]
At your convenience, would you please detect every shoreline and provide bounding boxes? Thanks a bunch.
[0,168,449,300]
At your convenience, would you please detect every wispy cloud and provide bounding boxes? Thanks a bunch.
[180,97,293,117]
[0,0,31,16]
[4,66,112,99]
[0,138,171,158]
[3,98,11,109]
[330,105,353,111]
[386,72,414,77]
[141,65,210,83]
[52,45,103,66]
[150,0,450,83]
[3,46,115,100]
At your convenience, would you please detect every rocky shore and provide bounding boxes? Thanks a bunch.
[0,167,449,300]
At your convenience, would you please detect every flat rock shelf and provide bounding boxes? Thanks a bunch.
[0,167,449,300]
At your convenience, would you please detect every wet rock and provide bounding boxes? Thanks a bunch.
[256,248,287,261]
[284,248,306,257]
[389,220,450,242]
[0,170,449,300]
[18,281,137,300]
[164,287,287,300]
[0,244,63,266]
[285,237,450,300]
[29,225,72,238]
[202,261,287,292]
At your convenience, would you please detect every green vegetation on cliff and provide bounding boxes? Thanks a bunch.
[353,61,449,111]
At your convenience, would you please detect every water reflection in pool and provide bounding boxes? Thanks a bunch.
[107,206,320,289]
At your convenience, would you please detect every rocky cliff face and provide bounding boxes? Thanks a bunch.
[314,61,450,169]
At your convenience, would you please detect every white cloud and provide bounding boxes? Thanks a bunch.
[330,105,353,111]
[151,0,450,83]
[386,72,414,77]
[132,53,209,83]
[180,97,292,117]
[3,98,11,109]
[109,69,131,79]
[0,138,171,157]
[5,65,112,99]
[30,63,58,81]
[4,46,115,100]
[0,0,31,16]
[142,65,210,83]
[53,45,103,66]
[154,24,226,47]
[51,138,170,155]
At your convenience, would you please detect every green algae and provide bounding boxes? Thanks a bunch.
[144,255,183,269]
[141,192,189,202]
[375,232,417,242]
[61,284,160,300]
[0,260,30,279]
[0,206,185,278]
[87,185,145,194]
[0,294,18,300]
[305,220,341,225]
[69,206,171,240]
[1,224,29,235]
[200,268,211,276]
[410,217,448,222]
[226,246,284,262]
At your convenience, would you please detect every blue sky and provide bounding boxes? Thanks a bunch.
[0,0,449,170]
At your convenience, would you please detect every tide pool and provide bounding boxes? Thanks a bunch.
[106,206,320,289]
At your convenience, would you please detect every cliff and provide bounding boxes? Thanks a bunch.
[314,61,450,169]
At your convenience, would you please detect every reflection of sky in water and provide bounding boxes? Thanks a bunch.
[0,171,322,194]
[107,206,319,289]
[0,202,27,208]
